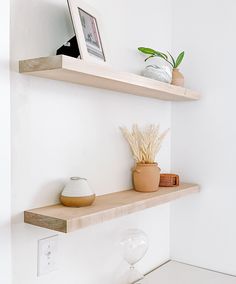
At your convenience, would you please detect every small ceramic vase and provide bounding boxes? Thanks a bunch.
[142,65,172,83]
[60,177,95,207]
[132,163,160,192]
[171,68,184,87]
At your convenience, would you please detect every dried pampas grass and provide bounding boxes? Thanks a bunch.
[120,124,169,164]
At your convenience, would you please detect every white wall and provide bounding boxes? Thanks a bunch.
[0,1,11,283]
[171,0,236,276]
[11,0,172,283]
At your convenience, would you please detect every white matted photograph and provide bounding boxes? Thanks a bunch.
[67,0,106,62]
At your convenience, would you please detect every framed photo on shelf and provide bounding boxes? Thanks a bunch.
[67,0,106,62]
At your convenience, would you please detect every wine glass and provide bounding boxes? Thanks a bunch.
[120,229,149,283]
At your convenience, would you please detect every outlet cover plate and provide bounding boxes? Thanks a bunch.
[37,235,58,276]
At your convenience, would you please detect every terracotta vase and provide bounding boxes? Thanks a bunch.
[171,68,184,87]
[132,163,160,192]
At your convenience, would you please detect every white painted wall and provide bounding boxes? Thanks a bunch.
[0,1,11,283]
[171,0,236,276]
[11,0,172,283]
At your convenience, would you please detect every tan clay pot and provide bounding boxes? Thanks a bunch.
[132,163,160,192]
[171,68,184,87]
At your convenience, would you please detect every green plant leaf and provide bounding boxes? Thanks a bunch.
[144,55,155,61]
[152,50,170,61]
[167,52,176,67]
[138,47,168,60]
[175,51,185,68]
[138,47,158,55]
[138,47,174,65]
[159,52,168,60]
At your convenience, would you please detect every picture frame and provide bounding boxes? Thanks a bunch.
[67,0,106,63]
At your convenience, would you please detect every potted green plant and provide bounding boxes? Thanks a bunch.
[138,47,185,87]
[120,124,168,192]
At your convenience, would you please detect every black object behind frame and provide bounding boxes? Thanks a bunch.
[56,36,80,58]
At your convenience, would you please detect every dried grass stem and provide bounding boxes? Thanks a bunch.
[120,124,169,164]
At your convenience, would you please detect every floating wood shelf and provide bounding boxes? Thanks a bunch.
[19,55,200,101]
[24,183,200,233]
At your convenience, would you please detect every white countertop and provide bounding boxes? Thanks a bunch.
[139,261,236,284]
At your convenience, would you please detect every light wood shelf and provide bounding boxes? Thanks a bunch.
[24,183,200,233]
[19,55,200,101]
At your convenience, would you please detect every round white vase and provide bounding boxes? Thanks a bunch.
[142,65,172,83]
[60,177,95,207]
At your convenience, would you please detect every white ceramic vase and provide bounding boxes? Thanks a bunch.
[60,177,95,207]
[142,65,172,83]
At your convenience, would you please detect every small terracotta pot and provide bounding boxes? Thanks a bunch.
[172,68,184,87]
[132,163,160,192]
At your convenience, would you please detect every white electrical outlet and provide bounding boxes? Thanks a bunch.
[37,235,58,276]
